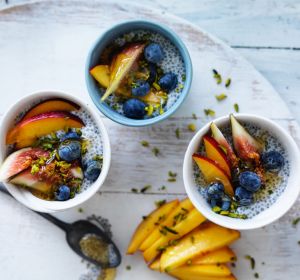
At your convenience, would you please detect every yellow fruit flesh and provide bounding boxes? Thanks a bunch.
[160,222,240,271]
[139,198,195,251]
[143,208,206,263]
[191,247,236,265]
[126,199,179,254]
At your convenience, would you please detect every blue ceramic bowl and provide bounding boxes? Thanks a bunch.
[85,20,193,127]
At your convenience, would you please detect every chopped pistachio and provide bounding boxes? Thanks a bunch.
[145,105,154,116]
[234,103,239,113]
[162,226,178,235]
[268,190,273,195]
[153,82,161,91]
[131,188,138,193]
[192,113,197,120]
[292,217,300,226]
[175,128,180,139]
[78,208,83,213]
[212,206,222,213]
[152,147,160,157]
[126,265,131,270]
[159,185,167,191]
[225,78,231,88]
[140,140,149,147]
[215,93,227,101]
[181,74,186,81]
[168,171,177,178]
[155,199,166,208]
[168,178,176,182]
[93,154,103,161]
[212,69,222,84]
[254,272,259,278]
[204,109,215,117]
[187,123,196,132]
[81,139,90,154]
[140,185,151,193]
[159,105,164,115]
[31,164,40,175]
[245,255,255,270]
[228,212,248,219]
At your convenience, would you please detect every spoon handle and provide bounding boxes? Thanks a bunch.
[0,184,71,232]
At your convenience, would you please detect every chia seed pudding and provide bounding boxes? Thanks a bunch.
[0,98,104,201]
[193,115,290,219]
[90,30,186,119]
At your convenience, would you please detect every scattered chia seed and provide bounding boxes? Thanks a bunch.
[152,147,160,157]
[175,128,180,139]
[126,265,131,270]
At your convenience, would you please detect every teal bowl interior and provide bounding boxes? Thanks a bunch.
[85,20,193,127]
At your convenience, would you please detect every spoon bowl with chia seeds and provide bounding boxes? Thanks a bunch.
[183,114,300,230]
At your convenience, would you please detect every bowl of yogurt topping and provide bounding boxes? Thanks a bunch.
[0,91,111,212]
[183,114,300,230]
[86,20,192,127]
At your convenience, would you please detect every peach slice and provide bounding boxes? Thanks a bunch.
[203,135,231,178]
[210,122,238,167]
[22,98,80,120]
[0,147,49,181]
[230,114,262,162]
[192,154,234,196]
[100,43,145,101]
[6,111,84,149]
[90,64,165,105]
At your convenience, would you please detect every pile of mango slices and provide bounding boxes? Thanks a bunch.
[127,198,240,280]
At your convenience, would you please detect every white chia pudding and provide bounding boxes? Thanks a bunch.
[91,30,186,119]
[193,122,290,219]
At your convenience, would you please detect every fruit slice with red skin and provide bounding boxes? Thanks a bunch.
[192,154,234,196]
[10,169,52,193]
[100,43,145,101]
[203,135,231,178]
[230,114,262,162]
[22,98,80,120]
[6,111,84,149]
[210,122,238,167]
[0,148,50,181]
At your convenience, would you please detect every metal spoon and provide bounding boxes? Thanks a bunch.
[0,185,121,268]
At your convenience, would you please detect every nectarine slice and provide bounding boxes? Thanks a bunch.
[230,114,262,162]
[160,222,240,271]
[101,43,145,101]
[22,98,80,120]
[210,122,238,167]
[192,154,234,196]
[203,135,231,178]
[6,111,84,149]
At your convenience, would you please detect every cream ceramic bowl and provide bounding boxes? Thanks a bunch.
[0,91,111,213]
[183,114,300,230]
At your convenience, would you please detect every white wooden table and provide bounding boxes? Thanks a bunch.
[0,1,299,280]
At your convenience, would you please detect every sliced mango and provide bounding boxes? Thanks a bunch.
[149,257,161,271]
[139,198,194,251]
[126,199,179,254]
[191,247,236,265]
[143,208,206,263]
[160,222,240,271]
[168,264,232,279]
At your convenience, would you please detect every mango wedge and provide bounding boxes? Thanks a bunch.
[160,222,240,271]
[126,199,179,254]
[143,208,206,263]
[168,264,232,279]
[90,64,166,105]
[191,247,236,265]
[139,198,195,251]
[149,258,161,271]
[100,43,145,101]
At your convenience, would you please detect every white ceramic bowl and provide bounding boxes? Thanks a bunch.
[183,114,300,230]
[0,91,111,213]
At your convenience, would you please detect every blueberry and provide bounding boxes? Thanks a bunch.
[221,195,231,211]
[144,43,164,64]
[235,187,254,206]
[60,131,81,142]
[55,185,71,201]
[158,73,178,92]
[206,182,224,200]
[123,98,146,119]
[84,160,101,182]
[209,198,220,208]
[261,151,284,172]
[131,80,151,97]
[58,140,81,162]
[239,171,261,192]
[147,63,157,84]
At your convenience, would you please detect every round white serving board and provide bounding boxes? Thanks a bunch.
[0,1,299,279]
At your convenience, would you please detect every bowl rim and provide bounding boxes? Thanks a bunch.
[183,113,300,230]
[85,19,193,127]
[0,90,111,213]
